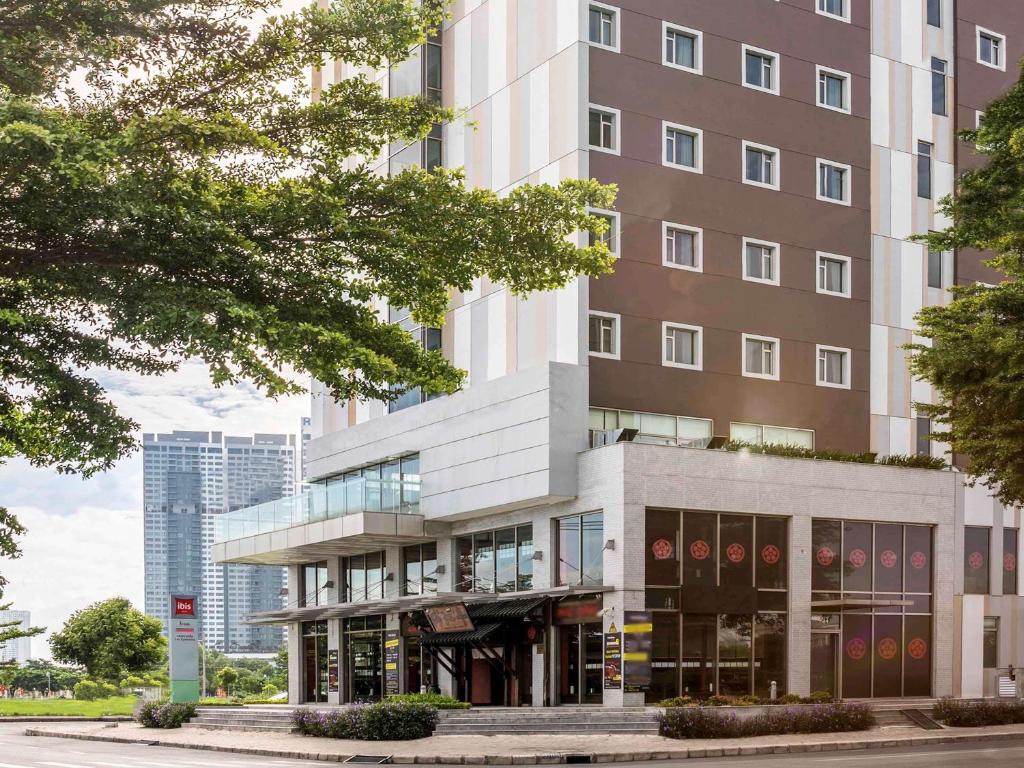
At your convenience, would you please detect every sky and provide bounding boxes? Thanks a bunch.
[0,362,310,659]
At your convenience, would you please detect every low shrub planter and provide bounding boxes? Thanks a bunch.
[933,698,1024,727]
[384,693,470,710]
[657,691,833,709]
[658,702,875,739]
[137,701,197,729]
[293,701,438,741]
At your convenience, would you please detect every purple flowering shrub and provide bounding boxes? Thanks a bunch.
[293,701,437,741]
[137,701,197,729]
[658,702,875,739]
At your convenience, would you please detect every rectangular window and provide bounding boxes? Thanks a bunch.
[455,526,532,594]
[927,248,944,288]
[663,223,701,270]
[816,345,850,388]
[983,617,999,668]
[927,0,941,27]
[742,334,779,380]
[664,123,702,171]
[817,0,848,21]
[931,58,947,116]
[663,322,702,370]
[978,28,1005,70]
[588,210,619,255]
[557,513,604,587]
[965,527,991,595]
[817,159,851,204]
[743,239,779,285]
[517,525,534,591]
[917,141,933,199]
[495,527,517,593]
[402,542,437,597]
[302,561,329,607]
[817,253,850,296]
[588,106,618,153]
[664,23,701,73]
[743,46,778,93]
[588,4,617,50]
[916,416,932,457]
[743,142,779,189]
[588,312,619,358]
[1004,528,1019,596]
[817,67,849,112]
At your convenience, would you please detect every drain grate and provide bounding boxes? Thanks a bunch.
[902,709,943,730]
[564,755,593,764]
[343,756,393,764]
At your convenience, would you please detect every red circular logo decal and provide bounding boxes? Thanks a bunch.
[846,638,867,661]
[651,538,674,561]
[849,548,867,568]
[877,637,898,660]
[911,551,928,570]
[880,550,898,569]
[1005,553,1017,572]
[726,543,746,563]
[908,638,928,660]
[817,547,835,566]
[690,539,711,561]
[761,544,781,565]
[969,551,985,571]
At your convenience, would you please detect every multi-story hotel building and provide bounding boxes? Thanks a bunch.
[213,0,1024,706]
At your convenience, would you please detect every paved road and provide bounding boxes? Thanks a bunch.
[4,725,1024,767]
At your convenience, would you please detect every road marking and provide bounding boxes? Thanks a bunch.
[38,762,94,768]
[814,747,1024,762]
[0,762,32,768]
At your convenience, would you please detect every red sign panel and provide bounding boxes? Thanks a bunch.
[173,597,195,617]
[424,603,475,634]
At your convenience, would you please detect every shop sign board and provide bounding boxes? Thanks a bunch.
[328,649,339,693]
[623,611,653,693]
[384,630,401,696]
[169,594,199,702]
[424,603,475,633]
[604,622,622,690]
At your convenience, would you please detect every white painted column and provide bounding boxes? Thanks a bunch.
[788,516,812,697]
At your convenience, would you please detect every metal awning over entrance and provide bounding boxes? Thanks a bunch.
[419,622,503,647]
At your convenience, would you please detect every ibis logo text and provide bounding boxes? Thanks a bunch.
[173,597,195,617]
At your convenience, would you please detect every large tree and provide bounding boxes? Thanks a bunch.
[49,597,166,682]
[911,64,1024,507]
[0,509,43,654]
[0,1,615,543]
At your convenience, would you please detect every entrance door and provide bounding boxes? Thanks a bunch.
[349,632,383,702]
[304,636,318,702]
[558,625,604,705]
[810,633,838,699]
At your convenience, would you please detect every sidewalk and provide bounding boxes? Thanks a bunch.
[24,720,1024,763]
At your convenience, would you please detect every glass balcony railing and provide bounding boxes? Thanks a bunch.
[215,476,421,543]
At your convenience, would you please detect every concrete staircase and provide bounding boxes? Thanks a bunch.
[865,698,941,728]
[186,705,297,732]
[433,707,661,736]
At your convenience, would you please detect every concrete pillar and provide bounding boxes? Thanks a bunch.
[287,620,302,704]
[788,515,812,697]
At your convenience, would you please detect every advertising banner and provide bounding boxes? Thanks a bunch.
[169,594,199,702]
[603,623,622,690]
[384,630,401,696]
[328,649,339,693]
[623,611,653,693]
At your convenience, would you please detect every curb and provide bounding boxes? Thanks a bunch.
[22,727,1024,763]
[1,716,133,723]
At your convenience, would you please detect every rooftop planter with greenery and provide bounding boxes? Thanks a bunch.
[724,442,947,470]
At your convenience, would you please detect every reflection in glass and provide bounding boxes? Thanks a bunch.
[683,512,717,586]
[681,614,716,698]
[756,517,787,589]
[719,515,753,587]
[474,531,495,593]
[581,512,605,586]
[964,526,990,595]
[718,615,752,696]
[754,613,786,697]
[495,527,517,593]
[842,522,872,592]
[558,516,581,586]
[517,526,534,591]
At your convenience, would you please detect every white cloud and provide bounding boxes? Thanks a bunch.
[0,360,310,658]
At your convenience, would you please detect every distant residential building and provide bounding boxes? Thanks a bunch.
[143,430,295,653]
[0,610,31,664]
[300,417,312,481]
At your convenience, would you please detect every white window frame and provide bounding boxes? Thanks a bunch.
[662,121,703,173]
[588,104,621,155]
[815,344,851,389]
[588,310,621,360]
[662,321,703,371]
[662,221,703,272]
[741,44,780,95]
[741,333,780,381]
[815,252,851,298]
[815,65,851,114]
[816,158,852,206]
[742,237,781,286]
[741,140,781,190]
[662,21,703,75]
[816,0,850,23]
[587,2,620,53]
[977,26,1006,71]
[587,207,620,258]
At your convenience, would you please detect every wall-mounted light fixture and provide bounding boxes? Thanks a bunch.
[323,580,335,589]
[603,539,616,551]
[532,551,544,561]
[435,564,446,575]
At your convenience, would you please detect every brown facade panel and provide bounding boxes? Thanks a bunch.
[587,0,871,452]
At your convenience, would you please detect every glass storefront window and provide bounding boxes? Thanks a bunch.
[646,509,680,587]
[964,527,991,594]
[344,552,386,602]
[842,522,872,593]
[719,515,753,587]
[756,516,787,589]
[558,516,581,586]
[717,615,752,696]
[517,526,534,591]
[651,613,680,703]
[754,613,786,698]
[557,513,605,587]
[841,613,872,699]
[474,531,495,593]
[495,528,517,593]
[874,524,903,593]
[1004,529,1019,596]
[683,512,717,586]
[903,614,931,696]
[812,520,841,591]
[681,614,716,698]
[402,543,437,596]
[983,617,999,668]
[872,614,903,697]
[456,536,473,592]
[455,526,533,594]
[905,525,932,594]
[581,512,605,586]
[302,561,329,606]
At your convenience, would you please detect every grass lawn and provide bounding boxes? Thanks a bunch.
[0,695,136,717]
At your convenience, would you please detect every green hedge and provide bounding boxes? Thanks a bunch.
[724,441,947,470]
[385,693,470,710]
[137,701,197,729]
[657,691,833,708]
[293,701,438,741]
[73,680,120,700]
[658,702,874,739]
[933,698,1024,727]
